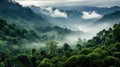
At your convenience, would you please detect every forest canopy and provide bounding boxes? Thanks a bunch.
[0,18,120,67]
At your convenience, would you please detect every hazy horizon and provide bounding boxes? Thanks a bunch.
[15,0,120,7]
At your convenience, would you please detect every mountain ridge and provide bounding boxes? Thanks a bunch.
[0,1,52,30]
[96,11,120,24]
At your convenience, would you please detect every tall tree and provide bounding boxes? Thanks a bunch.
[45,41,58,54]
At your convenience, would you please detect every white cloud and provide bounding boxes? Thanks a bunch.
[42,7,68,18]
[51,9,68,18]
[82,11,102,20]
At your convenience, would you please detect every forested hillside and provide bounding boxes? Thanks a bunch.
[0,0,76,41]
[0,18,42,55]
[0,0,120,67]
[0,18,120,67]
[97,11,120,24]
[0,0,51,28]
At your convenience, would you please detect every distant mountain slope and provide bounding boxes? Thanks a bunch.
[0,1,81,41]
[57,6,120,15]
[96,11,120,24]
[0,18,40,47]
[0,1,51,30]
[30,5,120,18]
[29,5,120,29]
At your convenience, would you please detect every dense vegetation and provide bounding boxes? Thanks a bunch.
[0,17,120,67]
[0,0,120,67]
[0,0,74,41]
[0,0,50,28]
[0,18,41,55]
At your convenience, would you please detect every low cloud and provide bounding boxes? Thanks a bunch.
[82,11,102,20]
[51,9,68,18]
[75,22,113,39]
[42,7,68,18]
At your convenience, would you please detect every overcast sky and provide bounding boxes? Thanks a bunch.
[15,0,120,7]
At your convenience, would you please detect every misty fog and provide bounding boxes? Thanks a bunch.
[21,6,118,49]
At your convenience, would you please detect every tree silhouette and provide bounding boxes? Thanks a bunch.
[45,41,58,54]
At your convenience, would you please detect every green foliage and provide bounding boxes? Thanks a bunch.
[63,55,78,67]
[0,19,42,55]
[76,44,82,50]
[104,56,117,67]
[88,52,104,67]
[45,41,58,54]
[32,48,36,56]
[93,48,107,59]
[115,42,120,51]
[1,17,120,67]
[0,62,5,67]
[38,58,55,67]
[75,55,91,67]
[63,43,70,51]
[16,54,31,67]
[113,52,120,59]
[79,48,92,55]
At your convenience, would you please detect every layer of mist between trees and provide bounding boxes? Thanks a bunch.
[0,18,86,52]
[29,5,120,41]
[0,18,115,52]
[1,1,120,67]
[0,0,118,47]
[41,12,115,41]
[1,18,120,67]
[23,21,116,50]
